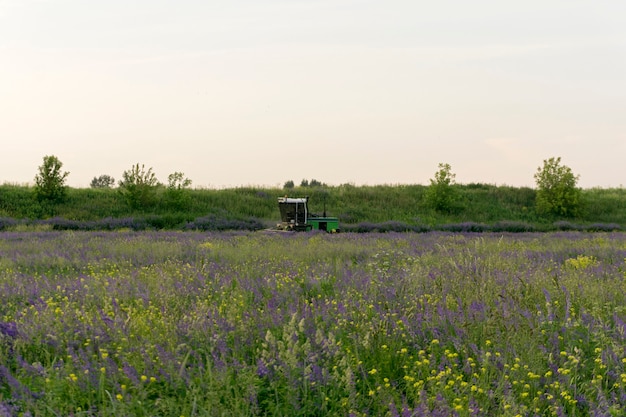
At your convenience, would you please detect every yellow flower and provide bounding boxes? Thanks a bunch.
[116,394,123,401]
[368,368,377,375]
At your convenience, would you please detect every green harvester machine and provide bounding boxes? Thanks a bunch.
[276,196,339,232]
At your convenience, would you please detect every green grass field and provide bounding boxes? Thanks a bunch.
[1,231,626,416]
[2,183,626,231]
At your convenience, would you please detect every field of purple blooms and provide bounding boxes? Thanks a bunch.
[1,231,626,416]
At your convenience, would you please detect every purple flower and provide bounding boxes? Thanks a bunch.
[0,322,17,338]
[256,358,269,377]
[0,402,17,417]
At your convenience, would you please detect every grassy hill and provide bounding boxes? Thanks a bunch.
[1,183,625,231]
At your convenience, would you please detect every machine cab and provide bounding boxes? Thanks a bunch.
[277,197,311,231]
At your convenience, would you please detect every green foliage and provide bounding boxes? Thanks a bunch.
[534,157,582,218]
[283,180,295,189]
[164,172,192,209]
[424,163,459,213]
[167,172,192,190]
[1,182,626,228]
[0,184,44,218]
[299,178,327,187]
[90,174,115,188]
[581,188,626,224]
[34,155,69,203]
[118,164,160,210]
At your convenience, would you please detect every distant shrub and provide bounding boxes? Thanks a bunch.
[425,163,460,213]
[465,182,493,190]
[34,155,69,203]
[534,157,582,218]
[118,164,160,210]
[299,179,327,188]
[164,172,192,210]
[90,175,115,188]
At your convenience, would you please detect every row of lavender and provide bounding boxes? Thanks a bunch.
[1,216,622,233]
[1,231,625,416]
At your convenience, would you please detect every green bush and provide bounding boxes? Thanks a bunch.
[118,164,160,210]
[34,155,69,203]
[90,174,115,188]
[164,172,192,210]
[534,157,582,218]
[424,163,460,213]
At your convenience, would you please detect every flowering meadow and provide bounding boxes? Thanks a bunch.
[1,231,626,416]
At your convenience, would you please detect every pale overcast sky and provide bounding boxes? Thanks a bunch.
[1,0,625,188]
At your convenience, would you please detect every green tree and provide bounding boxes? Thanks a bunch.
[34,155,69,203]
[118,164,160,210]
[165,172,192,209]
[90,174,115,188]
[299,179,327,188]
[425,163,458,213]
[534,157,581,217]
[283,180,295,189]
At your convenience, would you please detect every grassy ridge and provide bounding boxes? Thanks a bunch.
[1,183,626,229]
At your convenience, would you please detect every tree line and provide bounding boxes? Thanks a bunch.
[34,156,192,211]
[32,155,582,218]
